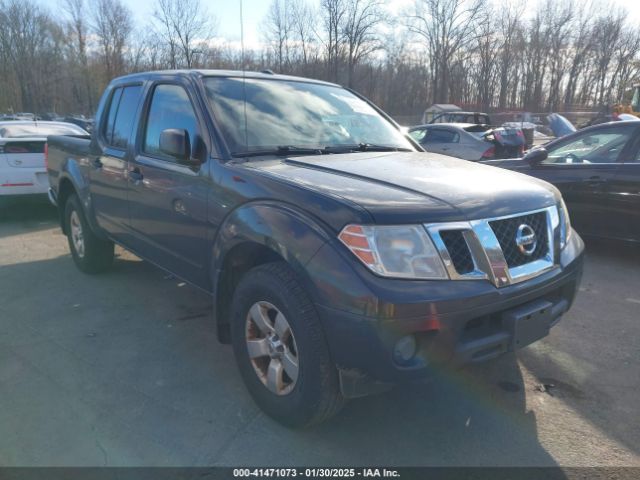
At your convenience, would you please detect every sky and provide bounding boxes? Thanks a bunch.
[34,0,640,50]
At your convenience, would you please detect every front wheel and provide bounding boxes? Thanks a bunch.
[64,194,114,274]
[230,262,344,428]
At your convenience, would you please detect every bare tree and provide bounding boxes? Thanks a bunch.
[92,0,132,80]
[321,0,348,82]
[290,0,316,66]
[61,0,94,111]
[152,0,216,69]
[407,0,486,103]
[342,0,383,88]
[496,0,523,109]
[263,0,293,72]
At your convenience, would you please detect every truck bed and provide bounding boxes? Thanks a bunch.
[46,134,92,201]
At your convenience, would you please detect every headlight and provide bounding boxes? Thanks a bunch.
[558,199,571,249]
[338,224,448,279]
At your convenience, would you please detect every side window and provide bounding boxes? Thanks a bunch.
[429,129,459,143]
[101,85,142,148]
[143,84,198,160]
[102,87,123,144]
[112,86,142,148]
[545,126,635,164]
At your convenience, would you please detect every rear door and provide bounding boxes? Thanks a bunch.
[127,81,211,287]
[606,127,640,241]
[90,84,143,237]
[422,127,461,157]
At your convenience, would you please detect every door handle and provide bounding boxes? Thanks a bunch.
[128,168,144,183]
[92,158,103,169]
[584,175,605,187]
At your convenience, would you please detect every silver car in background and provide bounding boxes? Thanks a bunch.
[408,123,525,161]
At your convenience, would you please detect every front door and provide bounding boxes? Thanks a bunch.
[521,124,637,238]
[89,85,143,237]
[127,82,210,287]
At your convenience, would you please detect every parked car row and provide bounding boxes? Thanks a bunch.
[0,113,94,132]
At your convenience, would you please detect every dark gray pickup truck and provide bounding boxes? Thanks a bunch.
[46,70,584,427]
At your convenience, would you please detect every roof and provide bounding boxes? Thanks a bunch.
[424,104,461,112]
[0,121,88,138]
[111,69,340,88]
[409,123,477,130]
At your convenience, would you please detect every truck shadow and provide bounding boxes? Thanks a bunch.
[300,354,564,467]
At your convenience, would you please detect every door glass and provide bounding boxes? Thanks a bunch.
[143,85,198,160]
[102,88,123,144]
[429,129,459,143]
[545,127,634,164]
[112,86,142,149]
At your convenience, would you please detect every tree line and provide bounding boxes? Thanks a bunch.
[0,0,639,122]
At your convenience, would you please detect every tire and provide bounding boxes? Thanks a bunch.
[230,261,344,428]
[64,194,114,274]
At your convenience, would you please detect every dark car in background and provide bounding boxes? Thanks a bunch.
[484,121,640,242]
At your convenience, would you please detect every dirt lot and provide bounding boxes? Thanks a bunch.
[1,196,639,467]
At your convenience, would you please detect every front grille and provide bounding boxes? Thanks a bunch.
[440,230,474,274]
[489,211,548,267]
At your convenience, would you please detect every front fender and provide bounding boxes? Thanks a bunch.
[211,201,332,294]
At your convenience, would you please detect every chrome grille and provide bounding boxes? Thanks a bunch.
[439,230,474,274]
[426,206,559,287]
[489,211,548,267]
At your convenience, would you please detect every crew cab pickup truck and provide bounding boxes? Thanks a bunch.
[47,70,584,427]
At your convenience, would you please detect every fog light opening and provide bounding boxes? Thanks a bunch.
[393,334,418,366]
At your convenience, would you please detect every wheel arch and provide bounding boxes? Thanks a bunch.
[211,202,332,344]
[56,161,104,239]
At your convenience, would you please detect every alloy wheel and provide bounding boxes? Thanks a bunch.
[245,301,299,396]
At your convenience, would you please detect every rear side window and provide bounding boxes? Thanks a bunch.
[1,141,45,153]
[143,84,198,160]
[103,88,123,144]
[112,86,142,148]
[102,85,142,149]
[427,129,459,143]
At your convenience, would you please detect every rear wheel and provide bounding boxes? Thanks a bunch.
[64,194,114,273]
[230,262,344,428]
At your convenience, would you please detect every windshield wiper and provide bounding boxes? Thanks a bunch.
[231,145,324,158]
[323,143,413,153]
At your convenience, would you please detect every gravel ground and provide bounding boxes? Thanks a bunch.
[0,196,638,467]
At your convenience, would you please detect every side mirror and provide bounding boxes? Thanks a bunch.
[159,128,200,166]
[524,147,548,166]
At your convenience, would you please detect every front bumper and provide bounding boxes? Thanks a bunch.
[313,232,584,386]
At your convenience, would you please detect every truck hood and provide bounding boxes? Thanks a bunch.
[246,151,559,224]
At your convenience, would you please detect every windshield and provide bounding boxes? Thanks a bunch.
[203,77,414,155]
[0,123,88,138]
